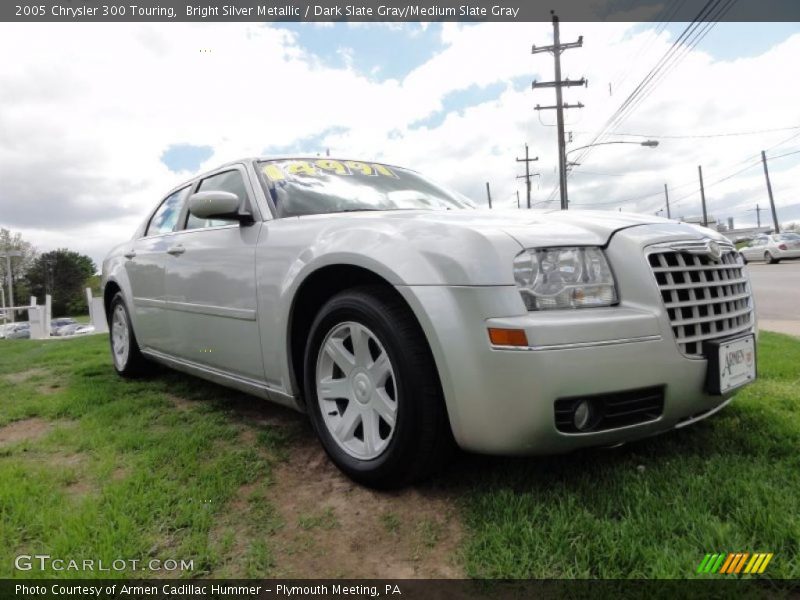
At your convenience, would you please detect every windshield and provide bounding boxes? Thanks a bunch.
[258,159,476,217]
[775,233,800,241]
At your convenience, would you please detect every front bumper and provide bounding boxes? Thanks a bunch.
[395,224,753,455]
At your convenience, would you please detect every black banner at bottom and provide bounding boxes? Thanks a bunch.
[3,579,800,600]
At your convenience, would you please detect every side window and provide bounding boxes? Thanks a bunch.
[186,169,248,230]
[146,187,190,236]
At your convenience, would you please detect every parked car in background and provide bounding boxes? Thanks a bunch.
[739,232,800,264]
[55,323,95,337]
[103,157,757,487]
[54,323,82,336]
[6,323,31,339]
[50,317,77,336]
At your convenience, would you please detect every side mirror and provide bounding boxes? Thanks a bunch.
[188,191,253,223]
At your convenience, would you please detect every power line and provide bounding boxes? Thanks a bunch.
[572,0,737,170]
[574,124,800,140]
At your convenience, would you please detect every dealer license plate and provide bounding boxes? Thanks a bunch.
[705,335,757,395]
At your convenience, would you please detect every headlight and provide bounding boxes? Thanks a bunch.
[513,247,618,310]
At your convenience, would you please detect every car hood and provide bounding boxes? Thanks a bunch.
[353,208,675,247]
[287,208,729,286]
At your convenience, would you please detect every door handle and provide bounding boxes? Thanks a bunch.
[123,250,136,259]
[167,244,185,256]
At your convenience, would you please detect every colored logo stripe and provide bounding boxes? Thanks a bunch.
[698,553,773,575]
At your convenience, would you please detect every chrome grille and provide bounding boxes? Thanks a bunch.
[647,241,754,357]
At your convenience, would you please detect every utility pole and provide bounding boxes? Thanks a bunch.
[664,183,671,219]
[761,150,780,233]
[748,204,764,228]
[516,143,539,208]
[516,190,520,208]
[698,165,708,227]
[485,182,492,209]
[532,11,585,210]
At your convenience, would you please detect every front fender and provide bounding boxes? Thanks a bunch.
[257,217,524,397]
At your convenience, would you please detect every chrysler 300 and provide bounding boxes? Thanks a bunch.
[102,158,757,487]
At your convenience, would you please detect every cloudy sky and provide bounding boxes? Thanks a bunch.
[0,20,798,268]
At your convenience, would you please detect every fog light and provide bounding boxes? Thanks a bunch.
[574,400,594,431]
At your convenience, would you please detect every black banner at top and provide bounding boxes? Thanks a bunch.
[4,0,800,22]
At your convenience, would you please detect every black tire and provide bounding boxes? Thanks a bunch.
[765,251,779,264]
[108,292,151,377]
[303,285,454,489]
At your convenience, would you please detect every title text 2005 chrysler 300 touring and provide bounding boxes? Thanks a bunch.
[102,158,757,487]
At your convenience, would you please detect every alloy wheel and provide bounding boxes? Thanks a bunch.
[315,321,398,460]
[111,304,130,369]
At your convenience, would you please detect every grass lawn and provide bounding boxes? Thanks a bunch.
[0,331,798,579]
[0,335,288,579]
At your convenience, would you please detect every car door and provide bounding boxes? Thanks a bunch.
[124,186,190,352]
[162,166,264,382]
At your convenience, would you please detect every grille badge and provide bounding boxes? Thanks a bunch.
[664,238,727,262]
[706,241,722,261]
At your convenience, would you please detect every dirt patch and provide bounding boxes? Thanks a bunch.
[4,368,51,385]
[166,393,197,412]
[204,394,464,578]
[4,368,63,396]
[0,418,53,447]
[36,382,63,395]
[267,435,464,578]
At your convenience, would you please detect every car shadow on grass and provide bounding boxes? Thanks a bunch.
[150,362,787,497]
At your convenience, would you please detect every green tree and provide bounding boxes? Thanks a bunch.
[26,249,96,317]
[0,229,37,307]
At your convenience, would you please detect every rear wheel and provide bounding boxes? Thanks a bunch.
[765,251,779,264]
[109,292,151,377]
[303,286,454,488]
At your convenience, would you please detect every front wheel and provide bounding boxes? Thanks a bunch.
[303,286,454,488]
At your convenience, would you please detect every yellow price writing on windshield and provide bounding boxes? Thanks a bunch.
[262,160,398,181]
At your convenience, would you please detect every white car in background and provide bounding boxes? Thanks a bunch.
[102,158,757,487]
[739,232,800,264]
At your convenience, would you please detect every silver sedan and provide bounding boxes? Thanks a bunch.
[739,233,800,264]
[102,157,758,487]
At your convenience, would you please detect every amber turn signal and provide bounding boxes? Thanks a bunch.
[488,328,529,347]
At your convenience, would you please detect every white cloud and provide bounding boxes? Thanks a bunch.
[0,21,799,268]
